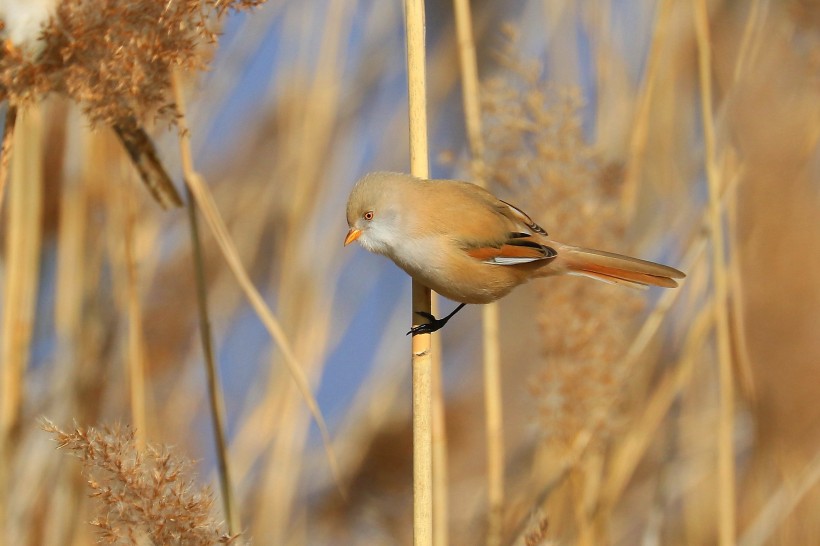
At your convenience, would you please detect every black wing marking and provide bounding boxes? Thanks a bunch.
[466,238,557,265]
[499,200,548,236]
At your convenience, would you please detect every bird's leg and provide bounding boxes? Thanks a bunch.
[407,303,468,336]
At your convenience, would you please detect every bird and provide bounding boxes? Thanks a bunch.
[344,172,685,335]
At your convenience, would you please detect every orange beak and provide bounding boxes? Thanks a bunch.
[344,228,362,246]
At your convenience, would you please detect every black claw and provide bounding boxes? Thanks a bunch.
[405,303,468,336]
[407,316,447,336]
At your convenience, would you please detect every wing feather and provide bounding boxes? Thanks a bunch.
[498,200,548,235]
[467,238,557,266]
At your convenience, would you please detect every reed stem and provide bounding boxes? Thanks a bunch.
[0,105,43,539]
[1,106,43,441]
[452,1,504,543]
[621,0,673,217]
[119,175,147,449]
[185,184,240,536]
[692,1,736,544]
[403,0,434,543]
[169,70,343,493]
[0,106,18,212]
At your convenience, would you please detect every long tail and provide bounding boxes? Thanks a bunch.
[561,245,685,288]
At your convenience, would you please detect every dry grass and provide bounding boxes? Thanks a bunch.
[0,0,259,127]
[1,1,819,545]
[42,420,237,545]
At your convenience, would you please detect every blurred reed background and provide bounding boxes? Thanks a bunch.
[1,0,819,544]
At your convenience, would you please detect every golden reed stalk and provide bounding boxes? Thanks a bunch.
[692,1,737,544]
[403,0,434,543]
[452,1,504,544]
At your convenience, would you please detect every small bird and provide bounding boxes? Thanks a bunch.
[344,172,685,335]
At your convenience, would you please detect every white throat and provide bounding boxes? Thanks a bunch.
[358,220,402,257]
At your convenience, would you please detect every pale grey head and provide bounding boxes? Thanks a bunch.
[344,172,417,255]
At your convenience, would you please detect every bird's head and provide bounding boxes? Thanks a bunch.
[344,172,410,255]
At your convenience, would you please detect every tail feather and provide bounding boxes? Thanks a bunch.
[564,246,685,288]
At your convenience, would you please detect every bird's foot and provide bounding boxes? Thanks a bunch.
[407,312,447,336]
[406,303,467,336]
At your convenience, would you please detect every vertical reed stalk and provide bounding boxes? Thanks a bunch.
[0,104,15,541]
[453,0,485,179]
[727,0,767,402]
[726,181,755,401]
[452,1,504,544]
[621,0,673,217]
[171,73,240,535]
[732,0,767,84]
[479,157,502,546]
[0,105,43,537]
[185,185,240,536]
[692,1,736,544]
[56,126,88,404]
[0,106,18,211]
[51,120,93,546]
[1,106,44,439]
[117,172,147,449]
[403,0,434,543]
[430,332,449,546]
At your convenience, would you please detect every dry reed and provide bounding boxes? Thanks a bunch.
[1,1,818,545]
[184,177,239,535]
[403,0,434,544]
[42,420,237,545]
[453,1,504,544]
[692,1,736,543]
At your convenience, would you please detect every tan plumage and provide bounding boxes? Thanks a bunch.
[344,172,684,330]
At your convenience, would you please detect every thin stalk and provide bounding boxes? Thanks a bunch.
[430,332,449,546]
[119,172,147,449]
[169,71,343,492]
[0,103,17,542]
[481,307,503,545]
[452,1,504,544]
[732,0,767,84]
[726,174,755,401]
[728,0,767,402]
[51,119,93,546]
[453,0,485,178]
[258,3,354,537]
[620,0,673,217]
[403,0,434,544]
[0,105,43,537]
[0,108,19,534]
[0,106,18,211]
[692,1,736,544]
[185,185,240,536]
[1,106,43,439]
[412,293,434,546]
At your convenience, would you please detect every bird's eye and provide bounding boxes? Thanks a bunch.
[363,210,374,221]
